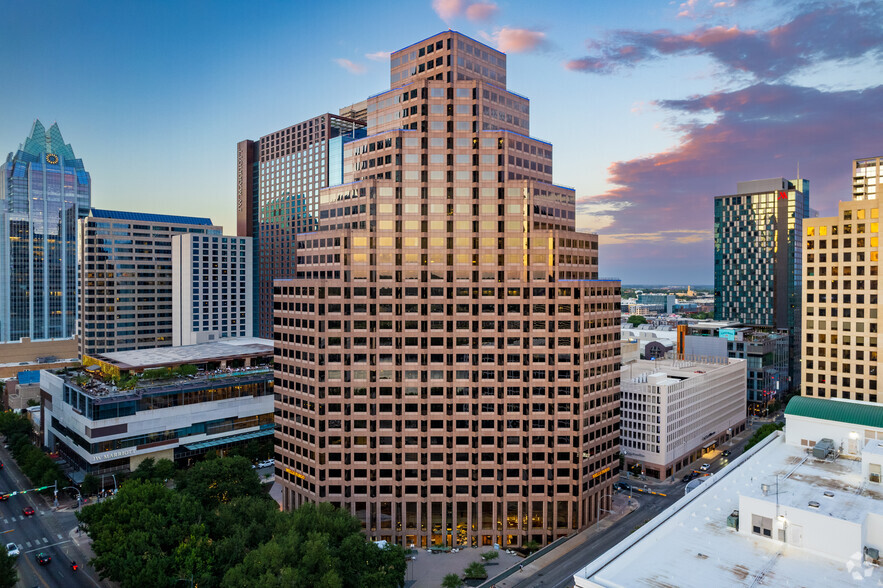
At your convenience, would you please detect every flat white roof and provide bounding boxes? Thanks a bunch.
[864,439,883,457]
[577,434,883,587]
[92,337,273,369]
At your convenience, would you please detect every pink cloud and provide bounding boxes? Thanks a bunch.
[484,27,547,53]
[333,58,366,75]
[566,2,883,80]
[466,2,498,21]
[365,51,390,62]
[432,0,465,21]
[583,82,883,284]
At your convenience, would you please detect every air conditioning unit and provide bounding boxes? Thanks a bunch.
[865,546,880,563]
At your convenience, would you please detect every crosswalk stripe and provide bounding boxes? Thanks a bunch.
[25,542,31,548]
[57,534,62,539]
[42,538,48,543]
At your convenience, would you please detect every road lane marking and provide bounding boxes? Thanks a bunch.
[25,541,31,547]
[24,539,70,554]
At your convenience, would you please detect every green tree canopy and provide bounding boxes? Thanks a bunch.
[626,315,648,327]
[441,573,463,588]
[77,479,205,587]
[175,455,264,510]
[0,549,17,588]
[223,503,406,588]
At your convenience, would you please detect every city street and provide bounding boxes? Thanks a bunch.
[490,421,763,588]
[0,447,106,588]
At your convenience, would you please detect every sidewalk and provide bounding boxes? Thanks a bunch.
[483,493,639,588]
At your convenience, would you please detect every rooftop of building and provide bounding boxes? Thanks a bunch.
[786,396,883,429]
[89,208,215,226]
[622,357,740,386]
[87,337,272,370]
[576,432,883,587]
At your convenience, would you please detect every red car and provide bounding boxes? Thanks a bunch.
[22,506,35,516]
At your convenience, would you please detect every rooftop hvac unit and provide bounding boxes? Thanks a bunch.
[865,546,880,563]
[812,438,835,459]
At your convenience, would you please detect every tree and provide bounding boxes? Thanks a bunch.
[463,562,487,579]
[626,315,647,327]
[81,474,100,497]
[175,456,264,510]
[77,479,204,587]
[223,503,406,588]
[0,550,17,588]
[441,573,463,588]
[523,540,540,554]
[480,550,498,561]
[744,422,784,451]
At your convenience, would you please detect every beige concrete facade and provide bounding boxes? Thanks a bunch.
[620,358,746,480]
[803,157,883,404]
[273,31,621,549]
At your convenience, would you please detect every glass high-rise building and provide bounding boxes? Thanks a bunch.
[272,31,622,549]
[714,178,809,407]
[0,120,90,342]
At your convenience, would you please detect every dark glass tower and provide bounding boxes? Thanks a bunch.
[714,178,809,404]
[0,121,91,342]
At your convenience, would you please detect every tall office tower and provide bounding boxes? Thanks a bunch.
[237,114,367,338]
[78,209,222,357]
[0,120,90,342]
[714,178,809,408]
[273,31,622,549]
[803,156,883,404]
[172,234,253,346]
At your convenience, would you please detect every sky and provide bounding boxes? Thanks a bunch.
[1,0,881,285]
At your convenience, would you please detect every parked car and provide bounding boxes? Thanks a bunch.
[5,543,19,557]
[36,552,51,565]
[699,463,711,472]
[22,506,35,516]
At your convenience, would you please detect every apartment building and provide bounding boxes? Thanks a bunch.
[803,156,882,404]
[272,31,622,549]
[78,209,222,356]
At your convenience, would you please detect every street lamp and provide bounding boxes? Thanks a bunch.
[596,493,614,532]
[62,486,82,510]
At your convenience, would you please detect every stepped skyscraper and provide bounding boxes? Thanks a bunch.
[270,31,621,549]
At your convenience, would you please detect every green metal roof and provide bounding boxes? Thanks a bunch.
[785,396,883,428]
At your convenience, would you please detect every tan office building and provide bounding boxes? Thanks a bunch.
[273,31,621,549]
[802,156,882,403]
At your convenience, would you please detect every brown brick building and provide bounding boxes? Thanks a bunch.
[273,31,621,548]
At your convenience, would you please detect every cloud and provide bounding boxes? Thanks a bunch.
[466,2,498,21]
[677,0,749,19]
[585,82,883,283]
[482,27,547,53]
[333,58,366,75]
[566,2,883,80]
[433,0,498,21]
[432,0,465,21]
[365,51,390,62]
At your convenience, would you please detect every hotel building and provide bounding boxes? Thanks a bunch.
[78,209,222,356]
[272,31,621,548]
[714,178,809,404]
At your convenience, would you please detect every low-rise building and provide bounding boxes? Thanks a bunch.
[41,338,274,480]
[0,337,79,379]
[575,397,883,588]
[684,321,789,414]
[620,358,747,480]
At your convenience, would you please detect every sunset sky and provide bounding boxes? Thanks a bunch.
[2,0,881,284]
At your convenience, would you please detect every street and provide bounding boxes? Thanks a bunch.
[495,420,762,588]
[0,448,105,588]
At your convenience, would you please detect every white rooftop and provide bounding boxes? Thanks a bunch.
[576,433,883,587]
[864,439,883,458]
[92,337,273,369]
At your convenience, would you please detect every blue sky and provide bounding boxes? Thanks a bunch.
[2,0,881,284]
